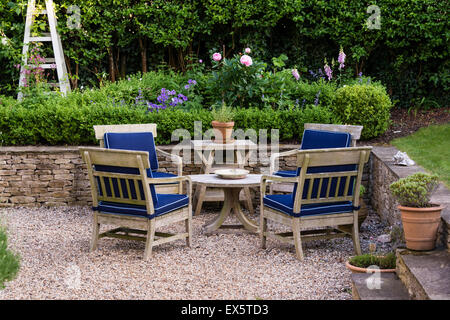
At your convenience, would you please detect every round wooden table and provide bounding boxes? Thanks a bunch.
[189,174,262,234]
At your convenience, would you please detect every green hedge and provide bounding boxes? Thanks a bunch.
[0,102,338,146]
[332,83,392,139]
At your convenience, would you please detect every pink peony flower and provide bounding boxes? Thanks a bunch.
[292,69,300,80]
[244,47,251,54]
[240,54,253,67]
[212,53,222,61]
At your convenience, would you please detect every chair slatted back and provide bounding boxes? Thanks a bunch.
[80,147,155,213]
[292,147,371,213]
[93,124,157,148]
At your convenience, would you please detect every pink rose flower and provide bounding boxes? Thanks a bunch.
[244,47,251,54]
[240,54,253,67]
[212,53,222,61]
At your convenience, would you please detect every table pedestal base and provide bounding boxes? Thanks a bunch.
[203,187,259,234]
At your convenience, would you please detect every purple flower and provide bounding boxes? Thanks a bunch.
[185,84,190,89]
[324,63,332,81]
[292,69,300,81]
[338,47,346,70]
[314,91,321,106]
[199,59,203,63]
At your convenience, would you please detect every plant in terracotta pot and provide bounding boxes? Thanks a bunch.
[211,101,235,143]
[389,172,442,251]
[346,252,396,274]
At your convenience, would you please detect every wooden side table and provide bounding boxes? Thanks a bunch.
[189,174,262,234]
[191,140,257,216]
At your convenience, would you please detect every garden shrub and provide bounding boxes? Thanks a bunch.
[332,84,392,139]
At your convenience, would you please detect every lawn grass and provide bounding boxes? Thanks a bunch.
[391,123,450,187]
[0,225,20,289]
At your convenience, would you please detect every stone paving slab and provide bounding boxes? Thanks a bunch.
[399,250,450,300]
[351,273,410,300]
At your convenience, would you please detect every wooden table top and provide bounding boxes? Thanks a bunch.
[188,173,263,188]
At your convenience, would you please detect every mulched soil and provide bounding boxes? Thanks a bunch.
[363,107,450,146]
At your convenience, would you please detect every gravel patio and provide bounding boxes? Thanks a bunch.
[0,205,391,300]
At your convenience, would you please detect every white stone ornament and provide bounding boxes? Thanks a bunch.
[393,151,415,166]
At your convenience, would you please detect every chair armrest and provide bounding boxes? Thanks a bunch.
[156,147,183,176]
[269,149,299,174]
[147,176,192,196]
[260,175,298,197]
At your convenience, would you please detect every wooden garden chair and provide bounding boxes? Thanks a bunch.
[80,147,192,261]
[260,146,372,261]
[269,123,363,193]
[93,124,183,194]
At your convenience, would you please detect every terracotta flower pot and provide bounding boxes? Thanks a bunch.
[399,204,443,251]
[211,120,234,143]
[345,260,396,274]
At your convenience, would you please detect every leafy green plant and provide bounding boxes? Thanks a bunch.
[332,83,392,139]
[389,172,439,208]
[349,252,396,269]
[359,185,366,197]
[0,226,20,289]
[211,101,235,123]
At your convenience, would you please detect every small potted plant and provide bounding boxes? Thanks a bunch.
[346,252,396,274]
[211,101,235,143]
[389,172,443,251]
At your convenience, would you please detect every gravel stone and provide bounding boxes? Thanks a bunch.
[0,204,391,300]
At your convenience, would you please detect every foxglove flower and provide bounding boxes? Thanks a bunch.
[292,69,300,80]
[324,62,332,81]
[338,47,346,70]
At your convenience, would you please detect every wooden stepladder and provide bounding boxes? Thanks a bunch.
[18,0,71,100]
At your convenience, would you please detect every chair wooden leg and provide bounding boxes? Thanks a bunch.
[144,220,155,261]
[260,211,267,249]
[352,212,362,255]
[194,185,206,216]
[292,218,304,261]
[90,213,100,252]
[186,207,192,247]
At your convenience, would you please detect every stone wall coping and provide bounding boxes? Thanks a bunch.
[372,146,450,228]
[0,143,301,153]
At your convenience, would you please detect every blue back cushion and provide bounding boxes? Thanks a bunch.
[104,132,159,171]
[292,129,355,203]
[300,129,352,150]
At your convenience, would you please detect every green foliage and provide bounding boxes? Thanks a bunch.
[390,172,439,208]
[349,253,396,270]
[211,102,235,123]
[332,84,392,139]
[0,226,20,289]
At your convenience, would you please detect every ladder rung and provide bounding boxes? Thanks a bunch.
[38,10,47,15]
[28,64,57,69]
[45,58,56,63]
[27,33,52,42]
[48,83,60,87]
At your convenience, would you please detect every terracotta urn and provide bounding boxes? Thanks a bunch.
[399,204,443,251]
[211,120,234,143]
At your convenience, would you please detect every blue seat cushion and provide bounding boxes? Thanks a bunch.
[94,193,189,219]
[263,194,357,218]
[104,132,159,171]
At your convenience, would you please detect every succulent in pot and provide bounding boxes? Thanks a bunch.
[211,101,235,143]
[389,172,443,251]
